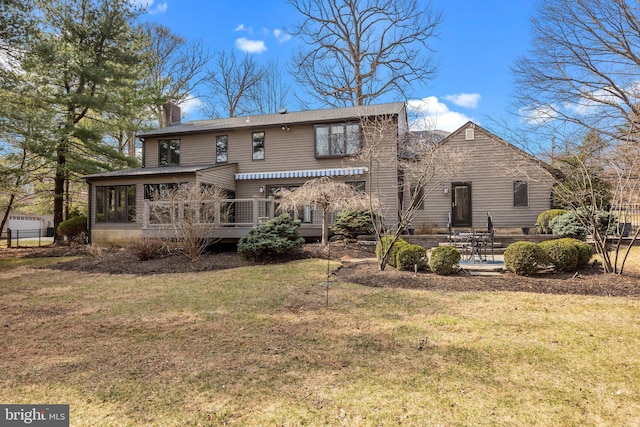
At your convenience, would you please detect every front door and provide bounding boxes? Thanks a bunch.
[451,182,472,227]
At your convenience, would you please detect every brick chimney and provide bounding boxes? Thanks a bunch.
[161,100,181,128]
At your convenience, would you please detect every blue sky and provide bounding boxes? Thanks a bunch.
[137,0,537,133]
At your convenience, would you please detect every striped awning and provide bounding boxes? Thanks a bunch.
[235,167,367,180]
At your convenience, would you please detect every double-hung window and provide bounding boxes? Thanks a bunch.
[514,180,529,207]
[315,123,360,157]
[252,132,265,160]
[158,139,180,166]
[216,135,228,163]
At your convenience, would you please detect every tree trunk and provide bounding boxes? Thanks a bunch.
[53,143,66,241]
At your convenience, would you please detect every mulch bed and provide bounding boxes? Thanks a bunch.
[2,243,640,297]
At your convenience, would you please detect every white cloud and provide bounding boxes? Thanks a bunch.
[444,93,481,109]
[519,105,558,126]
[235,37,267,54]
[407,96,474,132]
[132,0,167,14]
[180,97,205,120]
[234,24,254,34]
[273,29,292,43]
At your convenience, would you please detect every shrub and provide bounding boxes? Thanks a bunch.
[429,246,460,275]
[237,214,305,261]
[550,209,619,237]
[503,241,548,275]
[557,237,593,266]
[396,244,429,272]
[332,210,376,240]
[375,236,407,268]
[549,211,587,236]
[536,209,567,234]
[539,239,579,272]
[130,237,164,261]
[56,215,87,241]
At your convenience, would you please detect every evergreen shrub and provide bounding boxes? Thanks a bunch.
[539,239,579,272]
[536,209,567,234]
[504,241,548,276]
[396,244,429,272]
[429,246,460,275]
[237,214,305,261]
[56,215,87,241]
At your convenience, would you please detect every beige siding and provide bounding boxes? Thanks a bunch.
[412,125,554,230]
[197,164,237,191]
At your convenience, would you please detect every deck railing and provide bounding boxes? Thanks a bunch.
[141,197,334,231]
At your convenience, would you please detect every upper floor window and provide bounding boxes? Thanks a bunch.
[158,139,180,166]
[514,180,529,207]
[216,135,228,163]
[252,132,265,160]
[315,123,360,158]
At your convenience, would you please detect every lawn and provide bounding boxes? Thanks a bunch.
[1,257,639,426]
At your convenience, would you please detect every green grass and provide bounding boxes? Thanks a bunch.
[1,258,640,425]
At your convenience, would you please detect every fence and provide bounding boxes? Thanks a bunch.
[1,228,54,247]
[617,206,640,235]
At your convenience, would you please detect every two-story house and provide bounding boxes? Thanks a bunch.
[84,102,406,244]
[84,101,558,245]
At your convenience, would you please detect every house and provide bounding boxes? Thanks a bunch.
[84,102,406,244]
[409,122,558,233]
[84,102,557,245]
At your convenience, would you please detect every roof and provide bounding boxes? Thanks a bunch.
[137,102,406,138]
[84,164,223,180]
[442,122,562,178]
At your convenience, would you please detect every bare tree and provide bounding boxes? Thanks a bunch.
[287,0,441,107]
[147,184,230,260]
[513,0,640,274]
[142,24,209,124]
[202,50,265,118]
[514,0,640,142]
[276,176,373,246]
[247,59,292,115]
[357,114,467,270]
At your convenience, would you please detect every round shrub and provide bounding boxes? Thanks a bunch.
[557,237,592,266]
[503,241,548,276]
[375,236,407,268]
[549,211,588,237]
[56,215,87,241]
[539,239,579,272]
[536,209,568,234]
[396,244,429,272]
[429,246,460,275]
[237,214,305,261]
[332,210,377,240]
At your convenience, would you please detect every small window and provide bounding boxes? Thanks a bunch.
[346,181,366,192]
[514,181,529,207]
[252,132,265,160]
[158,139,180,166]
[216,135,228,163]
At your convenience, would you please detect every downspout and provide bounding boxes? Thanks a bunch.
[87,182,92,244]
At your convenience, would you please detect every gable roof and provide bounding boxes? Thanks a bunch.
[442,121,562,178]
[137,102,406,138]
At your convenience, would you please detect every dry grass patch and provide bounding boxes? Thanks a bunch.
[1,258,640,425]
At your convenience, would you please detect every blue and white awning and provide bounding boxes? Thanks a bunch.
[235,167,367,180]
